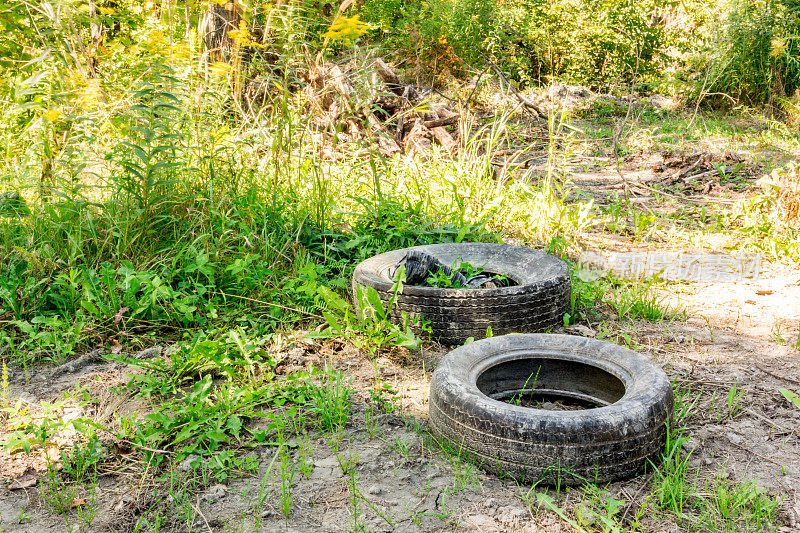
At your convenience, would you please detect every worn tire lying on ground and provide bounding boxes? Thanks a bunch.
[429,334,673,485]
[351,243,570,345]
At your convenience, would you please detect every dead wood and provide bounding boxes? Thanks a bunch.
[374,59,419,101]
[367,113,402,156]
[374,59,404,94]
[430,126,458,154]
[682,169,720,183]
[302,58,464,158]
[423,115,459,129]
[200,1,242,62]
[329,65,354,105]
[482,57,546,119]
[50,348,104,378]
[403,120,433,155]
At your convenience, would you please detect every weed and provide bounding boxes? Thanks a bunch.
[207,449,259,482]
[310,368,352,431]
[566,264,605,325]
[710,468,780,531]
[369,365,399,414]
[652,431,695,517]
[394,435,411,459]
[76,481,99,527]
[1,358,8,408]
[1,399,86,455]
[533,492,588,533]
[423,258,509,289]
[449,449,480,494]
[276,444,296,518]
[313,266,427,356]
[361,491,394,527]
[60,435,103,481]
[510,367,541,407]
[41,459,78,515]
[337,448,360,476]
[595,323,638,350]
[120,329,277,398]
[779,388,800,409]
[608,280,685,322]
[724,385,744,421]
[575,484,627,533]
[363,403,380,439]
[702,315,716,343]
[121,331,317,461]
[402,499,424,529]
[346,465,366,532]
[292,436,315,478]
[252,450,280,531]
[650,382,781,530]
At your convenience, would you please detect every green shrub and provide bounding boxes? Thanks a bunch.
[708,0,800,106]
[361,0,665,89]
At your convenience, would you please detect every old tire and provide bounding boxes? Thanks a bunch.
[351,243,570,345]
[429,334,673,485]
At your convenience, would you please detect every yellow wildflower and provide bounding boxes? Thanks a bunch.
[323,15,373,46]
[770,37,786,59]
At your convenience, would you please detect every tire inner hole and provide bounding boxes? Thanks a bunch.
[476,357,626,411]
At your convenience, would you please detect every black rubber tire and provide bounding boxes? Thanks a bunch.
[351,243,570,345]
[429,334,673,485]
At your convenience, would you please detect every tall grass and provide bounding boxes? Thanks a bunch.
[705,0,800,106]
[0,3,593,366]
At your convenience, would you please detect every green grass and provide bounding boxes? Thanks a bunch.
[646,383,781,532]
[310,369,353,432]
[608,281,686,322]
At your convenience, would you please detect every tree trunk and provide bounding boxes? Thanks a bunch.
[200,1,241,62]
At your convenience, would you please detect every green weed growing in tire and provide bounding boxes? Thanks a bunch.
[424,259,510,289]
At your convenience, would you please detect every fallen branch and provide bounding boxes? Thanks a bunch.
[430,126,458,154]
[367,113,402,155]
[423,115,458,129]
[374,59,417,101]
[403,120,433,154]
[482,56,546,119]
[682,169,720,183]
[756,364,800,385]
[50,348,104,378]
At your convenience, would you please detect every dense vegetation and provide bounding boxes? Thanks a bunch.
[1,0,797,336]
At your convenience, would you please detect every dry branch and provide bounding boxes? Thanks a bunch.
[430,126,458,154]
[482,56,546,119]
[367,113,402,156]
[423,115,459,129]
[374,59,408,97]
[301,58,463,157]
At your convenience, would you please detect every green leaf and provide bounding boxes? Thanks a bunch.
[365,287,386,319]
[206,427,229,447]
[227,415,243,438]
[317,285,351,314]
[535,492,588,533]
[779,388,800,409]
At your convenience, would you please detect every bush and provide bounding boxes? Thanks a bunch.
[707,0,800,106]
[361,0,665,90]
